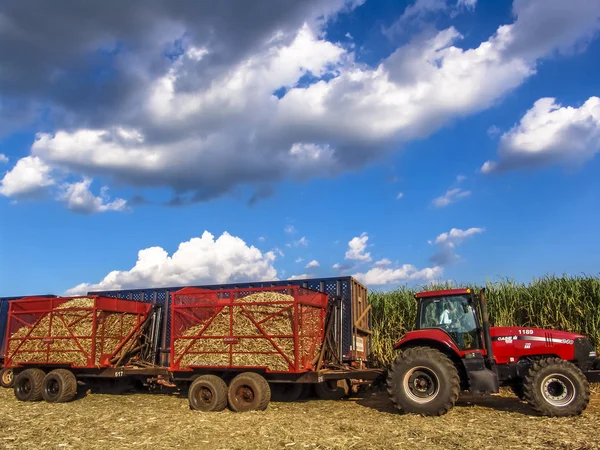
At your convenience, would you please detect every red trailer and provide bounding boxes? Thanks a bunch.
[4,295,158,402]
[5,287,383,412]
[170,286,382,412]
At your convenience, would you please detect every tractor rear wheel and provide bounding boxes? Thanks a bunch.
[188,375,228,412]
[387,346,460,416]
[314,379,349,401]
[523,358,589,417]
[227,372,270,412]
[42,369,78,403]
[14,368,45,402]
[0,368,14,388]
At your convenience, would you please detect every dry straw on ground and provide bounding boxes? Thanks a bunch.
[174,291,321,371]
[0,387,598,450]
[8,298,141,367]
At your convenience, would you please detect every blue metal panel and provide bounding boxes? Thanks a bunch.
[88,276,364,367]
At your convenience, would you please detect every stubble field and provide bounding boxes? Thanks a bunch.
[0,386,599,450]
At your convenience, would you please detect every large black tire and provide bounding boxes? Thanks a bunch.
[270,383,303,402]
[227,372,270,412]
[42,369,78,403]
[387,346,460,416]
[523,358,590,417]
[14,368,45,402]
[188,375,228,412]
[314,379,349,401]
[0,368,14,388]
[511,382,525,400]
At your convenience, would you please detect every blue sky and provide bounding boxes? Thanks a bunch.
[0,0,599,296]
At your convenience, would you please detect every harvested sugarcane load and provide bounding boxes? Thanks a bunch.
[170,287,328,373]
[5,295,151,368]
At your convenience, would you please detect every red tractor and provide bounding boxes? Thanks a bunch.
[387,288,600,417]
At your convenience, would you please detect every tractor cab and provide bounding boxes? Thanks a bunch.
[415,288,483,352]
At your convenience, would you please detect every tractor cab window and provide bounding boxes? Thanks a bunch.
[418,295,480,351]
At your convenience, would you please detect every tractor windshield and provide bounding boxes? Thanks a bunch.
[418,295,480,351]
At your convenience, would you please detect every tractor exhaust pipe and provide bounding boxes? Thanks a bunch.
[479,288,495,368]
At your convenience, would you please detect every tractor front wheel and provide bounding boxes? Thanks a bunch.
[387,346,460,416]
[523,358,590,417]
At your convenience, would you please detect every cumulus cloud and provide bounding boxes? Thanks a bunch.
[432,188,471,208]
[3,0,600,207]
[284,225,296,234]
[430,227,484,265]
[354,265,443,286]
[66,231,278,294]
[288,273,310,280]
[457,0,477,11]
[305,259,320,268]
[295,257,304,263]
[482,96,600,173]
[374,258,392,267]
[0,156,54,198]
[345,233,371,262]
[58,179,127,215]
[0,154,8,163]
[396,192,404,199]
[293,237,309,247]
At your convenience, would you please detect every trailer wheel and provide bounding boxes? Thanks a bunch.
[387,346,460,416]
[189,375,228,412]
[314,379,349,401]
[14,368,45,402]
[270,383,303,402]
[0,368,14,388]
[523,358,590,417]
[42,369,78,403]
[227,372,270,412]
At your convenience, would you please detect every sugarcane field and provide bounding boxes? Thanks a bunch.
[2,0,600,449]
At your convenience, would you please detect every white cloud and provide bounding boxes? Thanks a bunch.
[66,231,278,295]
[332,263,341,269]
[293,236,309,247]
[430,227,484,265]
[305,259,320,268]
[258,236,266,242]
[487,125,501,137]
[457,0,477,11]
[345,232,371,262]
[0,156,55,197]
[374,258,392,267]
[58,178,127,215]
[7,0,600,206]
[284,225,296,234]
[272,247,285,257]
[396,192,404,199]
[354,265,443,286]
[295,257,304,263]
[432,188,471,208]
[482,96,600,173]
[0,154,8,164]
[456,174,466,183]
[287,273,310,280]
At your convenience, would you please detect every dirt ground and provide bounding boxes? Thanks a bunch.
[0,385,599,450]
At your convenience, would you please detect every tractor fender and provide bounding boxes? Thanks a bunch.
[393,329,462,356]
